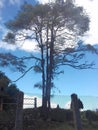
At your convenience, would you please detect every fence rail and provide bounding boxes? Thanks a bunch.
[23,97,37,108]
[1,96,37,109]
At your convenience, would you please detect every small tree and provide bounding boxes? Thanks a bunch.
[1,0,98,109]
[0,71,19,110]
[85,110,93,124]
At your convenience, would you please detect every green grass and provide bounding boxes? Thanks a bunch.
[0,108,98,130]
[33,121,98,130]
[23,108,98,130]
[24,121,98,130]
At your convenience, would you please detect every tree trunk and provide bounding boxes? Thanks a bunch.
[47,24,54,109]
[41,46,47,109]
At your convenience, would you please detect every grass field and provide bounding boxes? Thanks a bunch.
[23,108,98,130]
[23,120,98,130]
[0,108,98,130]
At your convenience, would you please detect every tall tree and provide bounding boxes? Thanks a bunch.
[2,0,98,109]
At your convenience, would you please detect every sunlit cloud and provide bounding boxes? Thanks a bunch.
[38,0,49,4]
[0,39,39,52]
[20,40,39,52]
[65,101,71,109]
[0,41,16,50]
[0,0,98,52]
[76,0,98,45]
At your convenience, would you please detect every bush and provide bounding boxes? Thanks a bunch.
[0,71,20,111]
[4,84,20,111]
[85,110,98,124]
[50,108,73,122]
[92,112,98,121]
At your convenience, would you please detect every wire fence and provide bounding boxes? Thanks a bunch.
[23,97,37,108]
[0,92,23,130]
[0,92,98,130]
[0,92,37,130]
[1,93,98,110]
[0,94,37,111]
[22,93,98,111]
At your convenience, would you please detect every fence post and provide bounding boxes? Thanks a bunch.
[14,91,24,130]
[0,98,3,111]
[34,97,37,108]
[71,94,82,130]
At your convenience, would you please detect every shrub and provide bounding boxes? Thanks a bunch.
[50,108,73,122]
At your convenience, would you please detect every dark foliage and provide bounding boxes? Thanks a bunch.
[0,53,26,73]
[85,110,98,123]
[0,71,20,110]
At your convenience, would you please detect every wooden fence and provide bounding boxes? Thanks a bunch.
[0,92,37,130]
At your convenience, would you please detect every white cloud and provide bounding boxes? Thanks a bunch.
[0,28,39,52]
[0,39,39,52]
[0,41,16,50]
[0,0,98,52]
[0,0,4,9]
[21,39,38,52]
[38,0,49,4]
[76,0,98,45]
[65,101,71,109]
[51,102,58,108]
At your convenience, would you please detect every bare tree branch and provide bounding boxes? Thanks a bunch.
[20,55,41,61]
[13,66,34,82]
[56,62,96,69]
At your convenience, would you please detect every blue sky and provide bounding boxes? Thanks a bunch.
[0,0,98,100]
